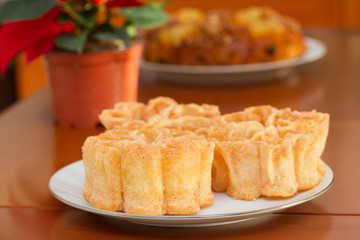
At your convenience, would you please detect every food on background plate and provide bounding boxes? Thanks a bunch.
[82,97,329,215]
[144,7,307,65]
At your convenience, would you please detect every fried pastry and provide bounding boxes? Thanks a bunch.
[267,109,330,190]
[207,121,264,200]
[222,105,278,125]
[219,106,329,198]
[258,127,299,197]
[99,96,220,130]
[170,103,220,119]
[153,116,219,132]
[99,102,145,129]
[82,128,214,215]
[82,135,125,212]
[141,96,178,122]
[208,123,299,199]
[84,98,330,214]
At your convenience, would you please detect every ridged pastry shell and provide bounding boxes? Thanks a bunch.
[207,121,264,199]
[90,100,330,211]
[82,128,214,215]
[259,127,299,197]
[215,106,329,199]
[99,97,220,130]
[267,109,330,190]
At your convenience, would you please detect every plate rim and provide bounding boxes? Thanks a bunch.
[140,36,326,74]
[49,160,333,223]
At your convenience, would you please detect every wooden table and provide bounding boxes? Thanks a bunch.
[1,29,360,239]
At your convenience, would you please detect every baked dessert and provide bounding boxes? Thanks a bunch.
[144,7,306,65]
[82,128,215,215]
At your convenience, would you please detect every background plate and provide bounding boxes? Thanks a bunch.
[49,160,333,227]
[140,37,326,85]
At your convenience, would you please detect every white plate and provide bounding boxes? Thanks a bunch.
[140,37,326,85]
[49,160,333,227]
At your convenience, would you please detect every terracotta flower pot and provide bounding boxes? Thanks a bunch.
[45,44,143,128]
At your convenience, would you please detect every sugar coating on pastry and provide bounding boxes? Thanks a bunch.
[207,121,264,199]
[259,126,299,197]
[85,98,330,214]
[215,105,329,199]
[222,105,278,125]
[99,102,145,129]
[82,128,214,215]
[266,109,330,190]
[82,136,125,212]
[141,96,178,122]
[153,116,219,132]
[170,103,220,119]
[99,96,220,130]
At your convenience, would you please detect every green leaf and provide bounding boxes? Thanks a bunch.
[125,24,137,38]
[93,28,131,47]
[56,14,74,24]
[0,0,58,24]
[82,8,98,29]
[62,2,97,29]
[94,22,115,33]
[119,4,168,28]
[54,33,87,53]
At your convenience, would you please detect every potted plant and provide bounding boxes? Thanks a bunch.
[0,0,167,127]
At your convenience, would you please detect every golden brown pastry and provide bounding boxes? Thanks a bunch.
[266,108,330,190]
[84,98,330,215]
[82,128,215,215]
[99,96,220,130]
[218,105,329,196]
[144,7,306,65]
[207,121,264,200]
[99,102,146,130]
[153,116,219,132]
[258,126,299,197]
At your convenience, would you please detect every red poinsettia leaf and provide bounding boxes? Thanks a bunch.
[105,0,143,8]
[24,33,56,63]
[0,7,60,73]
[59,22,75,33]
[24,22,74,63]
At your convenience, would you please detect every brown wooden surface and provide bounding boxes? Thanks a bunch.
[1,29,360,239]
